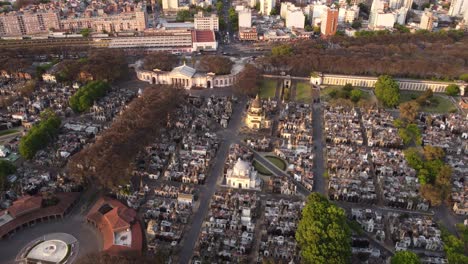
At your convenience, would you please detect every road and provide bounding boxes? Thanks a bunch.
[178,97,247,264]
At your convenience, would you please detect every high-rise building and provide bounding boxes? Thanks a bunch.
[338,4,360,25]
[420,9,434,30]
[280,2,305,29]
[163,0,185,10]
[389,0,413,9]
[369,0,385,27]
[0,6,148,37]
[321,8,338,37]
[0,11,60,36]
[260,0,276,15]
[194,11,219,31]
[449,0,468,16]
[238,8,252,28]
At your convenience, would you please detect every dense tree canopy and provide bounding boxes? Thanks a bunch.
[296,193,351,264]
[81,49,128,82]
[234,64,262,96]
[375,75,400,107]
[142,52,178,71]
[271,44,293,56]
[198,56,233,75]
[67,86,182,189]
[403,146,452,205]
[19,109,61,159]
[446,84,460,96]
[257,32,468,79]
[391,251,420,264]
[399,101,420,122]
[441,226,468,264]
[0,160,16,191]
[69,81,111,113]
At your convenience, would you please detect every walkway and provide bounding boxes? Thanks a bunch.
[178,98,247,264]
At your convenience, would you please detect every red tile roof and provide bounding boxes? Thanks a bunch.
[7,195,42,218]
[86,197,143,255]
[0,193,79,239]
[192,30,215,43]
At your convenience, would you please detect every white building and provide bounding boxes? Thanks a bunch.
[225,159,261,189]
[420,8,435,30]
[260,0,276,16]
[280,3,305,29]
[389,0,413,10]
[395,7,408,24]
[449,0,468,16]
[108,30,217,52]
[0,145,10,158]
[338,4,360,25]
[194,11,219,31]
[310,2,328,26]
[373,12,397,29]
[162,0,183,10]
[369,0,385,28]
[239,8,252,28]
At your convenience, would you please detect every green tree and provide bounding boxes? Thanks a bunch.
[375,75,400,107]
[0,160,16,191]
[80,28,92,37]
[19,109,61,159]
[446,84,460,96]
[351,20,362,29]
[176,10,192,22]
[271,44,293,56]
[296,193,351,264]
[398,123,421,146]
[350,89,363,102]
[459,73,468,82]
[216,1,223,13]
[69,81,110,113]
[391,251,420,264]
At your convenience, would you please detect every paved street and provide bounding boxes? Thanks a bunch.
[178,98,247,264]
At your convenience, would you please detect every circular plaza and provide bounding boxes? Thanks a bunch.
[16,233,79,264]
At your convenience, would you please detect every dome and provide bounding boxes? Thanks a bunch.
[233,158,250,177]
[251,94,261,109]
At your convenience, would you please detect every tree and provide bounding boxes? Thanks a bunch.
[459,73,468,82]
[142,52,178,71]
[67,87,183,189]
[375,75,400,107]
[351,20,362,29]
[82,49,128,83]
[415,89,433,106]
[398,123,421,146]
[80,28,91,37]
[234,64,262,96]
[176,10,192,22]
[271,44,293,56]
[198,56,233,75]
[296,193,351,264]
[350,89,363,102]
[216,1,223,14]
[391,251,420,264]
[19,109,61,159]
[446,84,460,96]
[69,81,111,113]
[0,160,16,191]
[399,101,420,122]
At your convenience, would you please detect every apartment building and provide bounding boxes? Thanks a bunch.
[194,12,219,31]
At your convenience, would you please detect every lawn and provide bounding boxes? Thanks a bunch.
[295,82,312,102]
[253,160,273,175]
[259,79,277,99]
[399,91,456,113]
[265,155,287,170]
[0,129,19,137]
